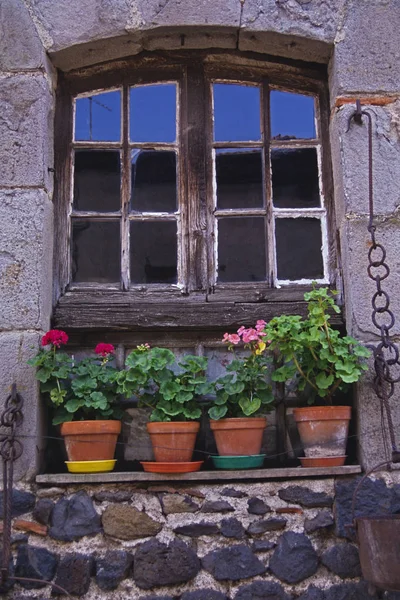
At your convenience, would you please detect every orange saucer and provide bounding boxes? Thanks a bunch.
[140,461,203,473]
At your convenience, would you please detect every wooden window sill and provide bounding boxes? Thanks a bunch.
[36,465,361,484]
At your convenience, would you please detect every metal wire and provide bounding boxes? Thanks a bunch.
[347,101,400,464]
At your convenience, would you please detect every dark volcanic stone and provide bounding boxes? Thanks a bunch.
[220,517,245,539]
[234,580,291,600]
[321,543,361,579]
[174,522,219,537]
[247,518,287,535]
[248,497,271,515]
[0,489,35,518]
[33,499,54,526]
[93,490,133,502]
[278,486,333,508]
[52,553,94,596]
[201,500,234,513]
[49,491,102,541]
[15,544,58,589]
[304,510,334,534]
[133,539,200,589]
[202,544,266,581]
[0,546,15,593]
[139,597,174,600]
[181,590,229,600]
[222,488,247,498]
[251,540,276,553]
[297,586,325,600]
[324,581,379,600]
[335,477,400,539]
[269,531,319,583]
[95,550,132,591]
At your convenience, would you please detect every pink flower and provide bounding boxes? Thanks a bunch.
[222,333,240,345]
[95,343,115,357]
[237,326,246,336]
[242,328,260,343]
[41,330,68,348]
[255,320,266,332]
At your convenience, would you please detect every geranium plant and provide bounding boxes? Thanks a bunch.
[29,331,123,424]
[208,321,275,420]
[116,345,213,422]
[262,286,371,404]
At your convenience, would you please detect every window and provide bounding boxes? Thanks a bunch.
[53,53,335,330]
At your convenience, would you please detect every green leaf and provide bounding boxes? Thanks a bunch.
[208,405,228,420]
[64,398,84,413]
[315,372,334,390]
[238,396,261,416]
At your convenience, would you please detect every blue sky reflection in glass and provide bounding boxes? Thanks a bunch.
[130,84,177,143]
[75,90,121,142]
[213,83,261,142]
[270,90,315,139]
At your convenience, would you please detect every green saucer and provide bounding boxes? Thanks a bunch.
[211,454,266,470]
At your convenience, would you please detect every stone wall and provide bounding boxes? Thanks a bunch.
[1,474,400,599]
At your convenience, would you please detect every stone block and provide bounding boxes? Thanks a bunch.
[339,218,400,337]
[0,332,45,481]
[0,190,53,331]
[304,510,334,534]
[202,544,266,581]
[0,489,35,518]
[15,544,58,589]
[234,580,291,600]
[95,550,133,591]
[220,517,245,539]
[330,103,400,220]
[101,504,162,539]
[140,0,240,29]
[269,531,318,584]
[33,498,54,526]
[174,522,219,537]
[247,497,271,515]
[49,491,102,541]
[0,0,46,71]
[53,553,94,596]
[321,543,361,579]
[242,0,340,41]
[28,0,135,52]
[330,0,400,97]
[0,75,54,189]
[278,485,333,508]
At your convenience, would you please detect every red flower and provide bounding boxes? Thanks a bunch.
[41,330,68,348]
[95,343,115,357]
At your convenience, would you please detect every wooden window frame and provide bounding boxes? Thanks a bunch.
[53,51,339,331]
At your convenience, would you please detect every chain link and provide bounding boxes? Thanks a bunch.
[348,101,400,462]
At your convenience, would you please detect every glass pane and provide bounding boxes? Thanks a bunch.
[271,148,320,208]
[275,218,323,280]
[131,150,176,212]
[130,221,177,284]
[218,217,266,282]
[72,221,120,283]
[73,151,120,212]
[213,83,261,142]
[216,148,263,209]
[75,90,121,142]
[270,90,315,140]
[130,84,176,143]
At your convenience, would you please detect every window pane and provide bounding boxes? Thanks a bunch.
[75,90,121,142]
[130,221,177,284]
[72,221,120,283]
[218,217,266,282]
[275,218,323,280]
[130,84,176,143]
[213,83,261,142]
[270,90,315,140]
[131,150,177,212]
[74,151,120,212]
[216,148,263,209]
[271,148,320,208]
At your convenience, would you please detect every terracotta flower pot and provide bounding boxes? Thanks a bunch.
[210,417,267,456]
[60,420,121,462]
[146,421,200,462]
[293,406,351,465]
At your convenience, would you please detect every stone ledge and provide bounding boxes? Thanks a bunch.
[36,465,362,485]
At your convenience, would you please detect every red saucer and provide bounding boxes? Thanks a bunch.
[140,461,204,474]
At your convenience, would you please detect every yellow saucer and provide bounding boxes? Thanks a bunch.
[65,460,116,473]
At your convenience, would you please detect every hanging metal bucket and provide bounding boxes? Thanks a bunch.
[355,515,400,591]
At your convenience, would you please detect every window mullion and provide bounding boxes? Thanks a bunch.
[121,85,130,291]
[185,65,209,294]
[262,78,275,287]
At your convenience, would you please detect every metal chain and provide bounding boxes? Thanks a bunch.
[347,101,400,463]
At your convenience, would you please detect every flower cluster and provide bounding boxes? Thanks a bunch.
[223,320,267,354]
[41,329,69,348]
[95,343,115,357]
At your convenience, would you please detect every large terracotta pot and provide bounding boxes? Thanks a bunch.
[293,406,351,465]
[210,417,267,456]
[147,421,200,462]
[60,420,121,462]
